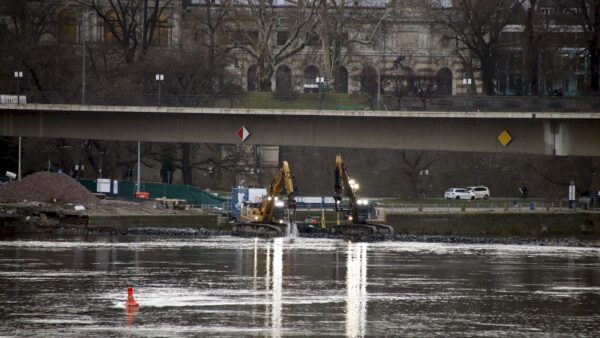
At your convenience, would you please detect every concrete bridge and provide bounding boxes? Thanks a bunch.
[1,103,599,156]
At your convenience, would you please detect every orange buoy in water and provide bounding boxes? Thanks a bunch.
[126,287,139,308]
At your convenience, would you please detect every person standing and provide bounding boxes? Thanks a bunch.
[522,186,528,199]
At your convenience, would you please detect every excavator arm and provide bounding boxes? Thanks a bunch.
[334,153,359,222]
[257,161,296,223]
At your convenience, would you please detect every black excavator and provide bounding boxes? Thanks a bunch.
[330,153,394,240]
[231,161,296,237]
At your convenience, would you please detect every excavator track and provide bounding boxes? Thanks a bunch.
[329,223,394,241]
[231,222,285,238]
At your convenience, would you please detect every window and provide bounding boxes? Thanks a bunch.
[277,31,288,46]
[500,32,520,45]
[57,9,78,44]
[152,13,171,46]
[341,32,349,44]
[103,10,122,44]
[0,23,6,43]
[229,30,258,45]
[307,33,321,47]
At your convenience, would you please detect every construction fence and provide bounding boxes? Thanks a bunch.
[78,179,227,208]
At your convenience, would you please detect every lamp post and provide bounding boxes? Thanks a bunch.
[18,137,21,180]
[462,77,472,111]
[99,151,104,178]
[316,76,325,110]
[419,169,429,198]
[81,11,86,105]
[14,71,23,104]
[136,141,141,193]
[155,74,164,107]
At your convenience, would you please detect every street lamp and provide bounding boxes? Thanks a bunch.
[13,71,24,179]
[155,74,164,107]
[316,76,326,110]
[462,77,472,111]
[14,71,23,104]
[99,151,104,178]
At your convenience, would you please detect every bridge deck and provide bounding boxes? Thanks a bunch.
[1,104,599,156]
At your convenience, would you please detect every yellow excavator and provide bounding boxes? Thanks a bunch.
[331,153,394,240]
[231,161,296,237]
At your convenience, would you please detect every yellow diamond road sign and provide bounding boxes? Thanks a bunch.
[497,130,512,147]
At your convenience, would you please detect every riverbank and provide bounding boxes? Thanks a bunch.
[0,200,223,237]
[385,211,600,238]
[2,202,599,247]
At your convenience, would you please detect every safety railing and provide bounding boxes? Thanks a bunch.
[4,91,600,112]
[379,200,598,213]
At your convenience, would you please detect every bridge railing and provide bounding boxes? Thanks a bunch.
[8,91,600,112]
[379,200,597,213]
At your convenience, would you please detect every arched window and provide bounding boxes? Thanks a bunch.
[103,10,121,44]
[275,64,292,95]
[303,65,320,93]
[335,66,348,93]
[152,13,171,46]
[247,65,257,92]
[57,9,77,44]
[360,66,378,97]
[436,68,453,95]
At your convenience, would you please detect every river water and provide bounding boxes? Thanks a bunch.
[1,235,599,337]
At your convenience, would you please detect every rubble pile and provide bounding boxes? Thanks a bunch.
[0,172,98,206]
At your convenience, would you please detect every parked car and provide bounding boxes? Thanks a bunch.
[444,188,475,200]
[467,186,491,200]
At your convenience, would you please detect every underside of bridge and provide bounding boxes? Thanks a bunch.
[1,105,599,156]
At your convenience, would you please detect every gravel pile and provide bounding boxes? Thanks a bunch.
[0,172,99,206]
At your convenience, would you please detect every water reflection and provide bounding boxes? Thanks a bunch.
[1,237,599,337]
[272,238,283,337]
[346,242,368,338]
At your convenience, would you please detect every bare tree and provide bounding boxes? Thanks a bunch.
[0,0,81,97]
[517,1,568,95]
[399,151,436,198]
[429,0,525,95]
[227,0,318,91]
[189,0,233,96]
[561,0,600,92]
[144,143,259,186]
[525,156,600,196]
[316,0,391,91]
[75,0,173,63]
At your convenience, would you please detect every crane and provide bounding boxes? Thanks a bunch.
[232,161,296,237]
[332,153,394,240]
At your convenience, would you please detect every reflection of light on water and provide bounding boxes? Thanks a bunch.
[253,238,258,289]
[272,238,283,337]
[265,242,271,290]
[346,242,368,338]
[286,222,298,238]
[264,241,271,328]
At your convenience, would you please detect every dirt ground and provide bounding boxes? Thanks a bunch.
[90,199,204,216]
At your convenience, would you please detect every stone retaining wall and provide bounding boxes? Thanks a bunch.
[385,212,600,238]
[88,214,221,232]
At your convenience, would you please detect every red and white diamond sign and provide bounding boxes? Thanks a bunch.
[236,126,250,142]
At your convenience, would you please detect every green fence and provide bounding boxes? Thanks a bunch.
[78,179,226,207]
